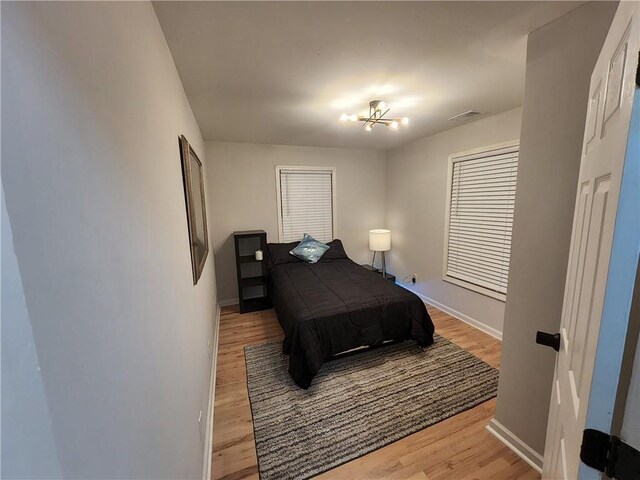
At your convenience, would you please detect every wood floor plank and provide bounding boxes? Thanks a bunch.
[210,304,539,480]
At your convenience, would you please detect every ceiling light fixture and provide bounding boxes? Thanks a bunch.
[340,100,409,132]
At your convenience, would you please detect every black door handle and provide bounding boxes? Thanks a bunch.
[536,331,561,352]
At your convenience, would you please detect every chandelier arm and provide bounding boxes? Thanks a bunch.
[362,111,378,127]
[366,108,392,128]
[355,116,403,123]
[377,108,391,121]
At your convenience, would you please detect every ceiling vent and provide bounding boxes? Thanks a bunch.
[448,110,483,121]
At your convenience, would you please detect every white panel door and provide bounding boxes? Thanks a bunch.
[542,3,639,479]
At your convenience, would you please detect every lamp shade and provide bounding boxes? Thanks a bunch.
[369,229,391,252]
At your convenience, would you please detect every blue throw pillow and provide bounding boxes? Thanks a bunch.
[289,234,330,263]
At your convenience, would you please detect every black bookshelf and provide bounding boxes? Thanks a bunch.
[233,230,271,314]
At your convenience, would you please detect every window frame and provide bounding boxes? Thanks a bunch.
[275,165,337,243]
[442,140,520,302]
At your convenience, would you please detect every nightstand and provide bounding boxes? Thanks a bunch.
[361,264,396,283]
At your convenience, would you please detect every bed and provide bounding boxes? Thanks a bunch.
[267,239,435,389]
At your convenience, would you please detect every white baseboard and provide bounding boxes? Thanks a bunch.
[403,287,503,341]
[486,418,543,473]
[202,304,221,480]
[218,298,238,307]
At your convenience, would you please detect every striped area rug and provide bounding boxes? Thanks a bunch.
[244,334,499,480]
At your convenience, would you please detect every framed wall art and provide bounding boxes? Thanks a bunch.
[179,135,209,285]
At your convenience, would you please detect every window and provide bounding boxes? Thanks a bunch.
[276,166,336,243]
[443,142,519,301]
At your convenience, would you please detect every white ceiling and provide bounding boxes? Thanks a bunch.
[154,1,581,150]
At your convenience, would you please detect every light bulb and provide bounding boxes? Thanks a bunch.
[365,124,372,131]
[378,101,386,110]
[391,121,398,129]
[401,117,409,125]
[349,114,358,122]
[340,113,348,121]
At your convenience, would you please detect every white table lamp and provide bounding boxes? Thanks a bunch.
[369,229,391,277]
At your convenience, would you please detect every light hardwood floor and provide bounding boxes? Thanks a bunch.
[211,304,540,480]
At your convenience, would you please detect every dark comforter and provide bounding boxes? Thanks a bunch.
[269,258,435,389]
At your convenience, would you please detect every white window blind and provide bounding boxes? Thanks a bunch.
[444,144,519,300]
[277,167,335,243]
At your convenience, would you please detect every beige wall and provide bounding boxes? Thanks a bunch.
[385,108,523,337]
[494,1,618,455]
[206,141,386,302]
[1,2,217,478]
[1,189,62,478]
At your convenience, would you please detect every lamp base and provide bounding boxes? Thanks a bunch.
[371,251,387,277]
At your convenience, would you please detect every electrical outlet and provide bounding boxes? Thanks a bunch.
[411,273,417,284]
[198,409,205,444]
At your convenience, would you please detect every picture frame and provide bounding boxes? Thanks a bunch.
[179,135,209,285]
